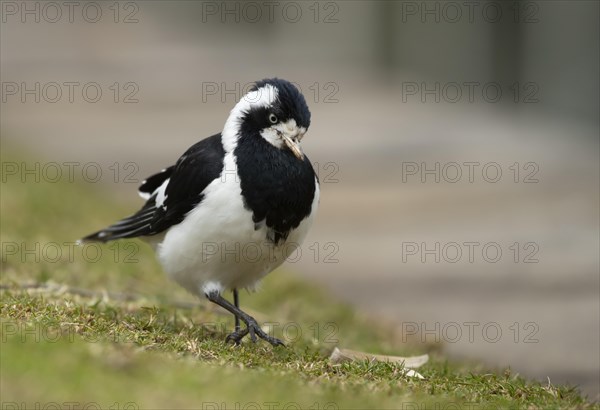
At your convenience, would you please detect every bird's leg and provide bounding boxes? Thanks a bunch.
[205,290,284,347]
[233,288,240,333]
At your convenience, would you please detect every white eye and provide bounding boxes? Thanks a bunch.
[268,113,278,124]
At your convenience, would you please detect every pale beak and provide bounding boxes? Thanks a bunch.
[281,133,304,160]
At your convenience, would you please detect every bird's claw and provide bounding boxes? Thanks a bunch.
[226,318,285,347]
[226,327,249,345]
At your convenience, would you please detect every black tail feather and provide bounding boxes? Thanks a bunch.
[80,203,157,243]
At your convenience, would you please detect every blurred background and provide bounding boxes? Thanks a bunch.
[1,0,598,399]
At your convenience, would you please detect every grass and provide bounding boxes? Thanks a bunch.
[1,147,596,409]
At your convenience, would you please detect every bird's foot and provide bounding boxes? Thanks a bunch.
[226,317,285,347]
[204,290,284,347]
[225,327,249,345]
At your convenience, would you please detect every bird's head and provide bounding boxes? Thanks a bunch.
[222,78,311,160]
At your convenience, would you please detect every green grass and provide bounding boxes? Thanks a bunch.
[1,147,596,409]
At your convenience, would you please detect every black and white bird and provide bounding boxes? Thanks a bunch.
[81,78,319,346]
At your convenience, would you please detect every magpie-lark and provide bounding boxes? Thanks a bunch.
[81,78,319,346]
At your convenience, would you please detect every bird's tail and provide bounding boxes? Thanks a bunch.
[79,206,156,244]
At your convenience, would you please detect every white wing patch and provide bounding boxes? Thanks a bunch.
[138,177,170,206]
[155,178,170,209]
[138,168,169,200]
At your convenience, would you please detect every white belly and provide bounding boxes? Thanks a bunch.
[155,153,319,296]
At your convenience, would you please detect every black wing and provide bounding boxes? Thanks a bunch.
[81,133,225,243]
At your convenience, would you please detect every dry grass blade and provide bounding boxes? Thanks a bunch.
[329,347,429,369]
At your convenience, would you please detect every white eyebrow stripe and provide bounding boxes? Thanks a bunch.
[221,84,279,153]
